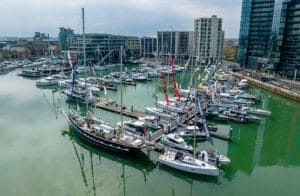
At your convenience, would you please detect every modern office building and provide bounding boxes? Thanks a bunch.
[69,33,141,64]
[280,0,300,75]
[238,0,300,75]
[140,37,157,58]
[125,36,141,59]
[157,31,193,61]
[194,15,224,61]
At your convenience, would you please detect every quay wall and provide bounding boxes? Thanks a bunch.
[231,72,300,102]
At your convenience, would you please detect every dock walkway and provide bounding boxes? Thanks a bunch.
[95,98,147,119]
[94,98,232,143]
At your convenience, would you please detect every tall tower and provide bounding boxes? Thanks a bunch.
[194,15,224,61]
[237,0,297,72]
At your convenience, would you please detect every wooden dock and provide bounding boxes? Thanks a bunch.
[95,98,232,143]
[95,98,147,119]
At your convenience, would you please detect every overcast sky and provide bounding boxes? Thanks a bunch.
[0,0,242,38]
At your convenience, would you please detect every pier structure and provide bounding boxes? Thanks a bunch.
[94,98,232,146]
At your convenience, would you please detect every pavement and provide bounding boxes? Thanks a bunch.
[242,70,300,92]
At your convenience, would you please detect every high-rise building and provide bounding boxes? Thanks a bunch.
[194,15,224,61]
[280,0,300,75]
[157,31,193,61]
[238,0,300,75]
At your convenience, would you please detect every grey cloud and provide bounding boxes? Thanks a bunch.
[0,0,241,38]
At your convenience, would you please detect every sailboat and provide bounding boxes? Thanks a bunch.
[158,63,223,176]
[158,150,219,176]
[63,50,97,105]
[65,8,144,154]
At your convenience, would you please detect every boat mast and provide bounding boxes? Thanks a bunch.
[82,7,86,69]
[82,7,88,110]
[120,46,123,133]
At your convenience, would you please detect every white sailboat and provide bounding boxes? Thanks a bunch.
[158,151,219,176]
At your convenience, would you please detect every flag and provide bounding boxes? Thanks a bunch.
[197,73,202,81]
[194,66,200,73]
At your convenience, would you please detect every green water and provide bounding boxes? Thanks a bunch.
[0,70,299,196]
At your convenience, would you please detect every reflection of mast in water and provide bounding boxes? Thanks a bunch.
[122,164,126,196]
[71,140,88,187]
[90,152,96,196]
[71,139,97,196]
[42,90,61,119]
[62,129,155,196]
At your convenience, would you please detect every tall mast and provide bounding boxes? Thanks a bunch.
[82,7,86,68]
[82,7,88,110]
[120,46,123,133]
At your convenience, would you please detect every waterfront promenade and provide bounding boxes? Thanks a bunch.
[231,71,300,102]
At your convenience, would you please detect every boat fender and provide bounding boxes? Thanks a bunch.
[201,151,208,162]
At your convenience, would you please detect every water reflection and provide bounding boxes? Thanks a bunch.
[225,89,300,181]
[61,128,155,196]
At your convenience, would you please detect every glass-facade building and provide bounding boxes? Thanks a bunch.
[238,0,300,74]
[69,33,141,64]
[280,0,300,76]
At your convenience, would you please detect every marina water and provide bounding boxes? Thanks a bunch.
[0,70,299,195]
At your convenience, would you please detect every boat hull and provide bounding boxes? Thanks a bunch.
[68,116,141,154]
[158,158,219,176]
